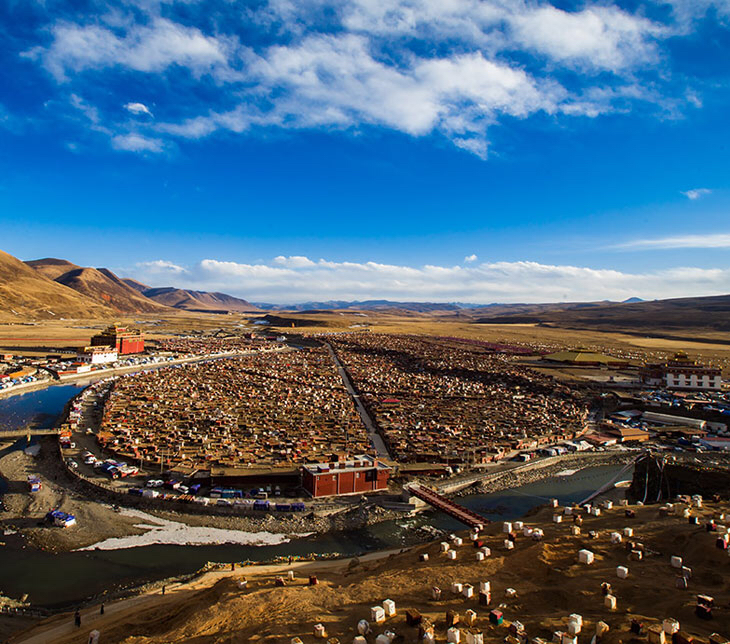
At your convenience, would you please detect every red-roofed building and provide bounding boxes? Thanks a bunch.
[640,351,721,391]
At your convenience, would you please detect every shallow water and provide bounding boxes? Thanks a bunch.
[0,462,627,607]
[0,384,84,431]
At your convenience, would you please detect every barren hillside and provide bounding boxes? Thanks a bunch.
[24,258,81,281]
[55,267,172,314]
[0,250,111,319]
[143,286,260,313]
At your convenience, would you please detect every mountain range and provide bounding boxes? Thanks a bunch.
[472,294,730,332]
[1,252,258,318]
[2,249,729,336]
[130,285,260,313]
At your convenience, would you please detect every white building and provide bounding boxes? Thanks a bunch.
[641,352,722,391]
[78,346,118,365]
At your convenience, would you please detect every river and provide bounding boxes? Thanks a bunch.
[0,382,630,608]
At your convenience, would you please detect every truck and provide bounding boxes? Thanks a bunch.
[27,475,42,493]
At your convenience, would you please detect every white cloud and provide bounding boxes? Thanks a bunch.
[136,259,187,273]
[124,102,153,117]
[127,255,730,303]
[111,133,164,152]
[614,233,730,250]
[660,0,730,29]
[681,188,712,200]
[464,254,478,263]
[154,37,575,158]
[273,255,317,268]
[340,0,662,71]
[26,0,686,157]
[28,18,229,81]
[509,6,663,70]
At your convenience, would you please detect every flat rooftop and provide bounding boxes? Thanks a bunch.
[302,454,391,475]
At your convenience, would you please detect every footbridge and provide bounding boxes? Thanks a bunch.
[407,483,489,529]
[0,428,59,440]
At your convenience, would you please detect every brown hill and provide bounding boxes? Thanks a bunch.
[0,250,111,319]
[24,258,81,281]
[474,294,730,334]
[55,267,172,314]
[142,287,260,313]
[121,277,151,294]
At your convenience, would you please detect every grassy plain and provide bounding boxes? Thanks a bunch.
[1,310,730,374]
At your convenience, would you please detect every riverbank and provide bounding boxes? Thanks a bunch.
[0,460,628,643]
[462,451,637,497]
[0,426,636,555]
[11,497,730,644]
[0,437,408,552]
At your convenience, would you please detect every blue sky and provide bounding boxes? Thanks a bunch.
[1,0,729,303]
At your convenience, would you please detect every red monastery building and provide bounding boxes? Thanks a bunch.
[91,325,145,355]
[302,455,391,497]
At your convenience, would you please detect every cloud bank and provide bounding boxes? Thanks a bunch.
[127,256,730,304]
[17,0,725,157]
[614,233,730,250]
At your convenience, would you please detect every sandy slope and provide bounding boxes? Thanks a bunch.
[11,501,730,644]
[0,250,111,320]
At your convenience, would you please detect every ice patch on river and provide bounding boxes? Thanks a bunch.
[75,508,291,551]
[555,469,579,477]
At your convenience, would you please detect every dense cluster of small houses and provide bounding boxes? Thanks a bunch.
[155,335,272,356]
[97,348,370,470]
[89,333,590,475]
[328,334,587,464]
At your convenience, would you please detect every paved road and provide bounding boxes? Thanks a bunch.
[324,342,392,460]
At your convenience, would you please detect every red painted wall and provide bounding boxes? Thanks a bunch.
[315,473,337,497]
[119,337,145,354]
[304,467,390,497]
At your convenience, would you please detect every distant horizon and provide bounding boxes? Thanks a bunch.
[17,249,729,307]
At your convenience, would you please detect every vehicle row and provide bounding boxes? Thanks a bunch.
[127,488,306,511]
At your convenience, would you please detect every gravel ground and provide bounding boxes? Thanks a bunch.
[0,438,406,552]
[0,442,146,552]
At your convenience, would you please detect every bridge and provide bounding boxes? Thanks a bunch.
[407,483,489,529]
[0,428,59,440]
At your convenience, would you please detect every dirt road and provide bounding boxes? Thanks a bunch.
[9,550,401,644]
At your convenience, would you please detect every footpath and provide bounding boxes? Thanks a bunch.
[8,549,401,644]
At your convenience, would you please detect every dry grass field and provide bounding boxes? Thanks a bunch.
[1,309,730,374]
